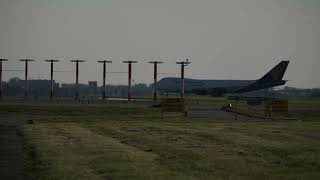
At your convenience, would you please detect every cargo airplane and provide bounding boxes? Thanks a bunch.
[157,61,289,96]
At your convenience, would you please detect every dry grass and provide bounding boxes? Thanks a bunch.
[0,99,319,180]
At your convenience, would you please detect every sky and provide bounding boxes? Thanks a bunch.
[0,0,319,88]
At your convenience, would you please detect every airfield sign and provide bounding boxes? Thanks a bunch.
[270,99,288,112]
[161,97,187,118]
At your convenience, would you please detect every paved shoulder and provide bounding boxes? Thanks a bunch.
[189,105,258,120]
[0,116,27,180]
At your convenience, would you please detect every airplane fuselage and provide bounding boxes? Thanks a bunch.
[155,61,289,96]
[157,77,254,93]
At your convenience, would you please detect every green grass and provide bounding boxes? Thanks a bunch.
[1,101,320,180]
[289,97,320,105]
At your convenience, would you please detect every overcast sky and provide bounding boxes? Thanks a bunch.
[0,0,319,88]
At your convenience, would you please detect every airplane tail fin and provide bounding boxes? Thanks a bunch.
[258,61,289,83]
[234,61,289,93]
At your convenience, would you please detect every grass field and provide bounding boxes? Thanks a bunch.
[1,98,320,180]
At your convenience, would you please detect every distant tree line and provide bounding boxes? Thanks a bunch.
[244,86,320,97]
[310,89,320,97]
[1,78,320,99]
[2,77,152,99]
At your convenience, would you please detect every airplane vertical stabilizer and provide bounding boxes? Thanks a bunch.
[258,61,289,84]
[234,61,289,93]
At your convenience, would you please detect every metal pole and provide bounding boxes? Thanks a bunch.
[103,62,106,100]
[235,100,238,120]
[19,59,34,100]
[0,59,8,100]
[154,63,157,101]
[264,102,267,120]
[51,61,53,100]
[97,60,112,101]
[128,62,131,101]
[181,63,184,98]
[148,61,163,102]
[76,61,79,100]
[25,60,28,100]
[70,60,85,101]
[176,59,190,98]
[45,60,59,101]
[122,60,138,102]
[0,61,2,100]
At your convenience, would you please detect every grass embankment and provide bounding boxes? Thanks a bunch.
[0,98,320,180]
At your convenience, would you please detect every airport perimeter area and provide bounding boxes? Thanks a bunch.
[1,97,320,180]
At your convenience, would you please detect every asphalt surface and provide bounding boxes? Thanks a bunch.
[0,99,262,120]
[188,105,259,120]
[0,116,27,180]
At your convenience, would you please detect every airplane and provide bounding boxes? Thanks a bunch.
[156,61,289,96]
